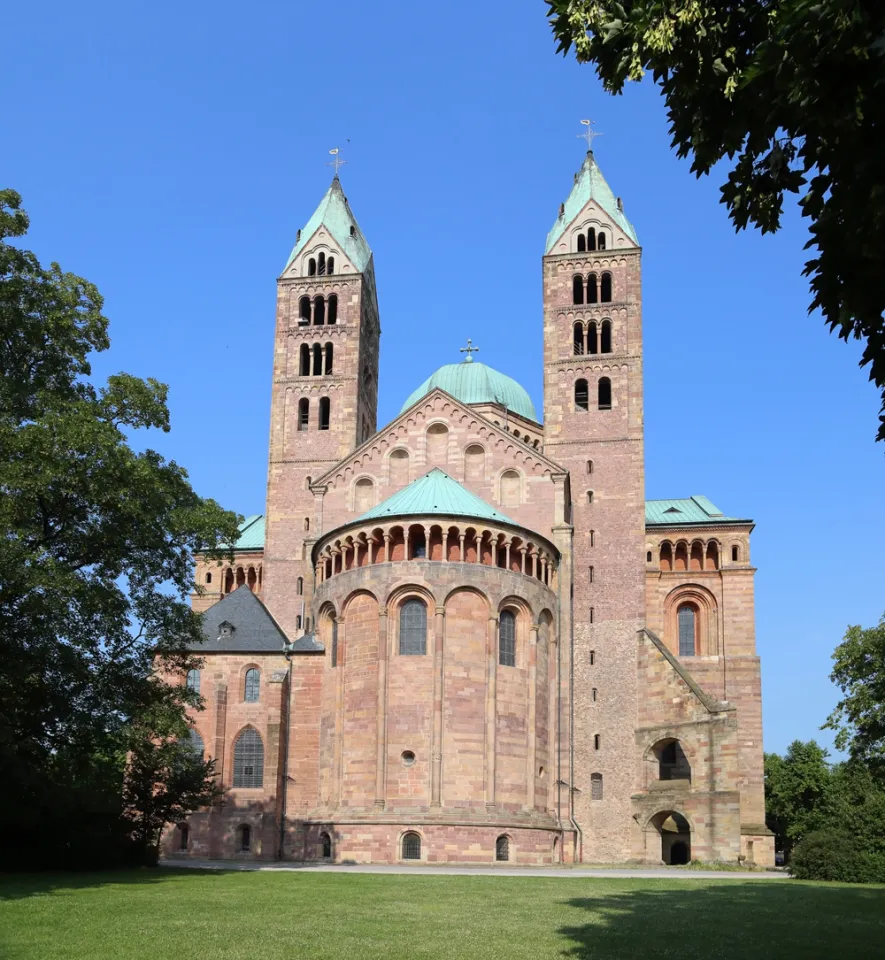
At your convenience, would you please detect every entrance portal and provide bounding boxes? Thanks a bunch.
[650,811,691,865]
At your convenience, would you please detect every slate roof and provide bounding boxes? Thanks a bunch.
[283,177,372,273]
[400,358,539,422]
[645,496,751,527]
[545,150,639,253]
[356,468,515,525]
[189,587,289,652]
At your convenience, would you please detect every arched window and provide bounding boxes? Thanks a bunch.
[177,824,189,851]
[205,571,212,584]
[303,517,309,533]
[597,231,607,251]
[587,491,594,504]
[600,319,612,354]
[495,835,510,861]
[499,609,516,667]
[587,321,598,355]
[594,733,601,750]
[402,832,421,860]
[678,604,697,656]
[244,668,260,703]
[313,296,325,326]
[331,619,338,667]
[186,669,200,694]
[298,398,310,431]
[299,296,311,324]
[399,599,427,655]
[575,378,589,411]
[187,728,204,760]
[350,225,356,237]
[587,227,597,251]
[319,397,330,430]
[590,772,603,800]
[299,343,310,376]
[324,343,333,375]
[500,470,521,507]
[577,233,586,252]
[296,576,303,595]
[690,541,704,571]
[597,377,611,410]
[587,459,593,474]
[308,257,316,276]
[327,294,337,324]
[312,343,322,376]
[239,824,251,852]
[233,728,264,788]
[573,321,584,356]
[587,273,598,304]
[317,252,326,276]
[326,256,335,275]
[732,545,740,562]
[320,832,332,858]
[572,275,584,305]
[601,272,612,302]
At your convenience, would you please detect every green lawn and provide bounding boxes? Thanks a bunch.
[2,870,884,960]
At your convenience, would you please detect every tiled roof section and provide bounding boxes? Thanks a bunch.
[189,587,289,652]
[229,514,265,550]
[356,468,515,525]
[400,359,539,422]
[283,177,372,273]
[545,150,639,253]
[645,496,751,527]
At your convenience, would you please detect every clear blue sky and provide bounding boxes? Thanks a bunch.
[5,0,883,756]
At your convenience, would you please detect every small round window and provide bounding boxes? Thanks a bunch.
[401,750,416,766]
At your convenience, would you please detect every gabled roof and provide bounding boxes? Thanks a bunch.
[189,587,289,652]
[283,177,372,273]
[645,496,751,527]
[400,358,539,422]
[356,468,515,525]
[545,150,639,253]
[227,514,265,550]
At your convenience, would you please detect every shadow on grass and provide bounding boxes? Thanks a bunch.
[558,880,885,960]
[0,867,231,902]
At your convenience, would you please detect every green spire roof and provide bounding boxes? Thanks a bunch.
[545,151,639,253]
[356,468,514,524]
[400,359,538,422]
[284,177,372,272]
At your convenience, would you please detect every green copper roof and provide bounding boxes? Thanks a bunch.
[400,359,538,422]
[284,177,372,273]
[356,468,515,524]
[545,151,639,253]
[228,514,266,550]
[645,497,750,526]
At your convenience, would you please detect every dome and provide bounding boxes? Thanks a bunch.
[400,359,538,422]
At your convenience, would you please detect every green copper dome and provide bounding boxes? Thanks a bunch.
[400,358,538,422]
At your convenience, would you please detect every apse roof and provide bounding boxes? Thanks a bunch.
[356,468,515,524]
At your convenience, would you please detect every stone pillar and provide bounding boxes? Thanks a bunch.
[374,607,389,808]
[526,623,539,810]
[431,605,446,807]
[333,617,345,808]
[485,615,498,809]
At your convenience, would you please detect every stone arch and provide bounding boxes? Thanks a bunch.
[237,662,262,700]
[388,447,410,488]
[498,468,522,508]
[643,736,694,787]
[352,475,376,513]
[342,588,379,616]
[497,596,532,668]
[425,421,449,464]
[646,810,693,865]
[397,827,426,861]
[464,442,486,482]
[664,583,719,656]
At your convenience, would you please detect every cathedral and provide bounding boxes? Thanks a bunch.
[164,147,773,866]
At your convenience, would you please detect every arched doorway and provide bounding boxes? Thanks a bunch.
[649,811,691,864]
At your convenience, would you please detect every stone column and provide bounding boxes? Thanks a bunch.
[383,533,391,563]
[431,605,446,807]
[485,615,498,810]
[374,607,389,808]
[459,532,465,562]
[333,617,345,808]
[526,623,539,810]
[441,529,448,561]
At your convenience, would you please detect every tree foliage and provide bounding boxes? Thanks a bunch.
[825,613,885,773]
[0,188,240,867]
[547,0,885,440]
[764,740,833,859]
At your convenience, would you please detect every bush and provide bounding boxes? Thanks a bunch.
[790,830,885,883]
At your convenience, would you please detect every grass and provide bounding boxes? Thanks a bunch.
[1,869,884,960]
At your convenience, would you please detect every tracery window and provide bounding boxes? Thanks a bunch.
[499,610,516,667]
[678,604,697,657]
[233,728,264,788]
[244,668,260,703]
[399,599,427,656]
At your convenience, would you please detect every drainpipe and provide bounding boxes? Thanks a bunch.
[277,651,293,860]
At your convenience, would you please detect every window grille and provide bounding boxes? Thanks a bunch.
[495,835,510,861]
[186,669,200,694]
[402,832,421,860]
[244,668,260,703]
[678,605,696,657]
[187,728,204,760]
[233,728,264,788]
[499,610,516,667]
[399,599,427,655]
[591,773,603,800]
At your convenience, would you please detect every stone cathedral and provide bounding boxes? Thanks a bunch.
[164,148,773,867]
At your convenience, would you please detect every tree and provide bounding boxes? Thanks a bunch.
[547,0,885,440]
[0,188,240,867]
[825,614,885,774]
[764,739,832,859]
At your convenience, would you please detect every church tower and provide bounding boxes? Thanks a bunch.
[262,177,380,637]
[542,149,645,860]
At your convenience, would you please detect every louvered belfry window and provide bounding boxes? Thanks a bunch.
[399,599,427,655]
[244,668,260,703]
[233,728,264,788]
[499,610,516,667]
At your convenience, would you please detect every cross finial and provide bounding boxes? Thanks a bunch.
[327,146,347,177]
[459,338,480,363]
[577,118,603,152]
